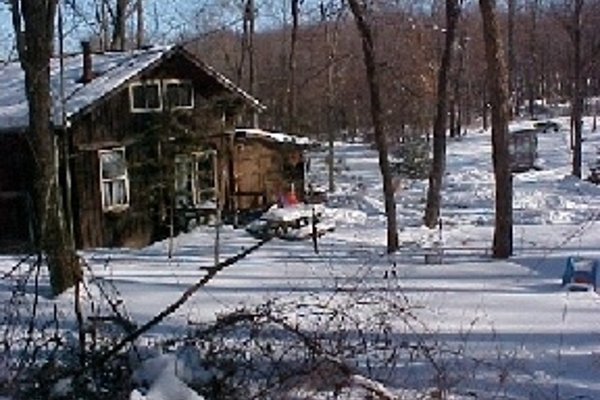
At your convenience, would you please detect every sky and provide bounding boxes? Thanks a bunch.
[0,0,328,61]
[2,111,600,398]
[0,1,236,60]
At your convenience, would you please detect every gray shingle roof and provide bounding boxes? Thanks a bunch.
[0,45,262,131]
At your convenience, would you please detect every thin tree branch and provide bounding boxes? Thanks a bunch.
[92,237,272,367]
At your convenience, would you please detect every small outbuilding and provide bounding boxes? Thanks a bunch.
[211,128,313,217]
[509,128,538,173]
[173,128,315,229]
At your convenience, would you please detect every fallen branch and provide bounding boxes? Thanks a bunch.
[92,237,271,368]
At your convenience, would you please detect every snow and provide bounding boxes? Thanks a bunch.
[131,355,205,400]
[3,115,600,398]
[261,203,325,222]
[235,127,316,146]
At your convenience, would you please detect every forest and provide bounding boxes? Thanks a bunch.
[177,0,600,140]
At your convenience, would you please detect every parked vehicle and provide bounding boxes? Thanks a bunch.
[533,120,561,133]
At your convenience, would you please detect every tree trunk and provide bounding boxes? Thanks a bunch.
[11,0,81,295]
[347,0,398,253]
[570,0,584,179]
[526,0,539,120]
[111,0,128,51]
[424,0,461,228]
[136,0,144,49]
[288,0,300,133]
[242,0,258,127]
[322,2,337,193]
[482,89,489,131]
[507,0,516,116]
[479,0,513,258]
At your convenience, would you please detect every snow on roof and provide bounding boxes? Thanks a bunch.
[0,46,171,131]
[0,46,262,131]
[234,127,316,147]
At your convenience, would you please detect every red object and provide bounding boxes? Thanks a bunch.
[286,190,298,206]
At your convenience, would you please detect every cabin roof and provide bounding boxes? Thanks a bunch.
[0,46,263,132]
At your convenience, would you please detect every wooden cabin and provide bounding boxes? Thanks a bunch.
[0,45,266,251]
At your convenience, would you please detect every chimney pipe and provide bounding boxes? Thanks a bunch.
[81,41,93,84]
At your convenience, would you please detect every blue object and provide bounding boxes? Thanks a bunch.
[562,257,598,291]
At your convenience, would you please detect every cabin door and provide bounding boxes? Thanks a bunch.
[234,148,266,210]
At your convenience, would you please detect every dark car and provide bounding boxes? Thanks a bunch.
[534,120,561,133]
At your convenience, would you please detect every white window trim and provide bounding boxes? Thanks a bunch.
[129,79,195,113]
[99,147,130,212]
[163,79,195,110]
[174,150,217,207]
[129,80,163,113]
[192,150,217,206]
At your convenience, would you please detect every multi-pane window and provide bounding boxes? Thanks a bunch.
[129,79,194,112]
[174,150,217,208]
[130,81,161,112]
[99,148,130,211]
[164,80,194,109]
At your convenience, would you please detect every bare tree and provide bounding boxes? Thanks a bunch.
[525,0,540,119]
[346,0,399,253]
[564,0,585,179]
[136,0,144,49]
[9,0,81,294]
[507,0,516,115]
[551,0,600,178]
[111,0,128,50]
[479,0,513,258]
[424,0,462,229]
[85,0,143,51]
[321,1,339,193]
[242,0,258,126]
[287,0,302,133]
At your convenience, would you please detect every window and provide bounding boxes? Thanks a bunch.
[174,150,217,208]
[130,81,162,112]
[164,80,194,109]
[129,79,194,112]
[99,148,130,211]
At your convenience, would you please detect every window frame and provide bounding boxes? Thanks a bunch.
[129,80,163,113]
[129,79,195,113]
[163,79,195,110]
[99,147,130,212]
[174,150,217,208]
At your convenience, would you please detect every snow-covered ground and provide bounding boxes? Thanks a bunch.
[2,116,600,399]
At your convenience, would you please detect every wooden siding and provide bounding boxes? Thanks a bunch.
[0,133,32,249]
[209,134,306,215]
[68,52,246,249]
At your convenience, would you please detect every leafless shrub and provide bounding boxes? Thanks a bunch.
[0,257,136,400]
[0,254,538,400]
